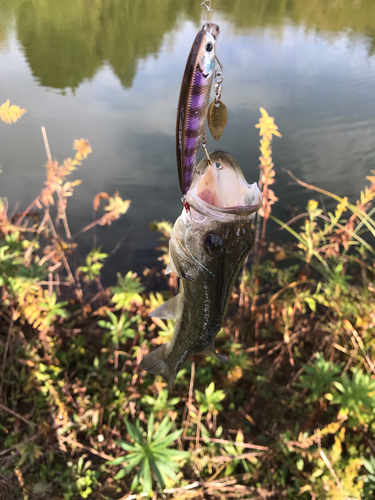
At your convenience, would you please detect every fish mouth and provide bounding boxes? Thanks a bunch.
[185,149,262,220]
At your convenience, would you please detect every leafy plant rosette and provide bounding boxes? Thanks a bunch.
[108,413,189,495]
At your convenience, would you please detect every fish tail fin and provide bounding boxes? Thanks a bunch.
[140,343,176,390]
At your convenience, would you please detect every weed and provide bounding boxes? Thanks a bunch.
[108,413,189,494]
[98,310,139,346]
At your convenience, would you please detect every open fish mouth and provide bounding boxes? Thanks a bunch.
[184,149,262,219]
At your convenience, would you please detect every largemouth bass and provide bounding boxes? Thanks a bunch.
[176,22,220,195]
[141,151,262,389]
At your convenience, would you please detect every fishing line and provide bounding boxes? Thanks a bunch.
[185,224,215,277]
[201,0,212,23]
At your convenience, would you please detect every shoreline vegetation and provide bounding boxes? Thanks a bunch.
[0,103,374,499]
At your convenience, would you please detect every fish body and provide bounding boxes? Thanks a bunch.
[141,151,262,389]
[176,23,220,195]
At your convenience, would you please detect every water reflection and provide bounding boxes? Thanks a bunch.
[1,0,375,90]
[3,0,201,89]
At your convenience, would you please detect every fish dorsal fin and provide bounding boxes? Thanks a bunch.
[149,294,182,319]
[203,341,229,364]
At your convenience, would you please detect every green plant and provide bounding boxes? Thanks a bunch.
[150,318,175,344]
[38,291,69,326]
[108,413,189,494]
[98,310,139,346]
[329,368,375,427]
[296,354,343,402]
[195,382,225,416]
[16,440,43,467]
[141,389,180,415]
[67,455,100,499]
[360,456,375,498]
[110,271,145,310]
[220,429,256,476]
[80,247,108,281]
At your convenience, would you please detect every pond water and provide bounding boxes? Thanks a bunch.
[1,0,375,282]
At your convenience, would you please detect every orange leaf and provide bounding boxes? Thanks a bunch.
[93,192,109,211]
[73,138,92,159]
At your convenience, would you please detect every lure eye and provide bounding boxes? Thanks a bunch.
[206,42,213,53]
[205,233,222,254]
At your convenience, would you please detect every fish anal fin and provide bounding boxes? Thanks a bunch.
[149,294,182,319]
[217,353,229,364]
[140,343,176,390]
[203,342,229,364]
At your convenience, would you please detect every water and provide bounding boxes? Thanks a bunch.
[1,0,375,281]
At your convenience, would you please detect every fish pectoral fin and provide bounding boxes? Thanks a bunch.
[203,342,229,364]
[140,343,176,391]
[149,294,182,319]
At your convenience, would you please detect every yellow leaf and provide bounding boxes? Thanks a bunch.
[228,365,243,383]
[0,100,27,124]
[336,196,348,213]
[235,429,244,443]
[256,108,282,138]
[307,199,319,212]
[299,485,312,494]
[73,138,92,159]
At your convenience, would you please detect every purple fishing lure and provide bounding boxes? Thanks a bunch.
[176,23,220,195]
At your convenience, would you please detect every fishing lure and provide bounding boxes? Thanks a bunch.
[176,22,220,195]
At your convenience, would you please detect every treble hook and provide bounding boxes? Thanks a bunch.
[201,134,215,168]
[202,134,223,170]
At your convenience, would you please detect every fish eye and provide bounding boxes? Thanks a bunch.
[205,233,222,254]
[206,42,213,53]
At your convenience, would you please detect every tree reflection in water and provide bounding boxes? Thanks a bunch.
[1,0,375,91]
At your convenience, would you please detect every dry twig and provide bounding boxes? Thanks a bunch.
[0,403,36,429]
